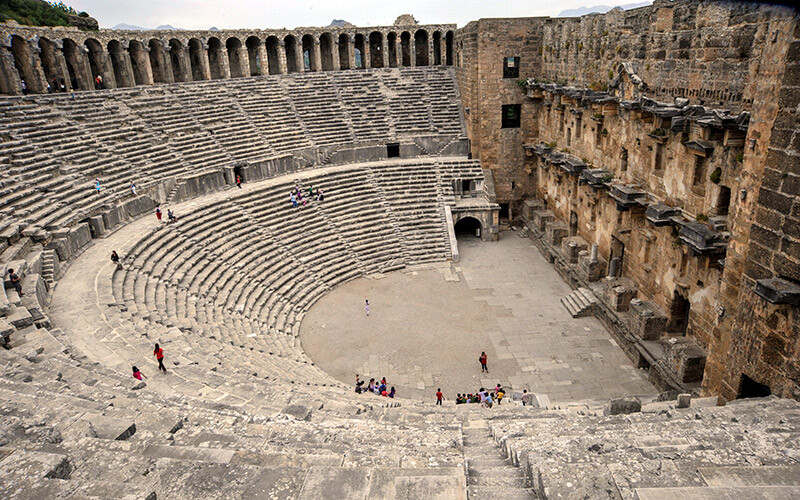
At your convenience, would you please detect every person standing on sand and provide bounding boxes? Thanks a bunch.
[365,299,370,316]
[479,351,488,373]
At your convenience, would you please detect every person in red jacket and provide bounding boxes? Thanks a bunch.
[154,343,167,373]
[479,352,488,373]
[436,388,444,406]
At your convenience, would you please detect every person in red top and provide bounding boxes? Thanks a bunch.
[479,351,488,373]
[132,366,146,380]
[155,206,162,221]
[436,388,444,405]
[153,343,167,373]
[236,174,242,188]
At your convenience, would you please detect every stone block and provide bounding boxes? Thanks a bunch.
[628,299,668,341]
[20,273,48,313]
[522,198,544,221]
[532,210,554,232]
[281,404,313,421]
[7,305,34,329]
[46,235,72,262]
[676,394,691,408]
[578,253,604,282]
[546,221,568,247]
[561,236,588,263]
[606,278,638,312]
[755,278,800,305]
[101,204,125,231]
[67,223,92,256]
[0,319,13,344]
[123,196,157,218]
[174,171,227,202]
[87,215,106,238]
[604,396,641,415]
[665,338,707,384]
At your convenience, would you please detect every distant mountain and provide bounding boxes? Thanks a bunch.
[155,24,182,30]
[112,23,146,30]
[209,26,220,31]
[557,2,651,17]
[328,19,354,28]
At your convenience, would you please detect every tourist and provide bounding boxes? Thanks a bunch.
[290,192,297,208]
[496,386,504,405]
[167,209,177,223]
[522,389,533,407]
[132,366,146,380]
[20,79,27,95]
[130,181,137,196]
[111,250,122,270]
[236,174,242,188]
[389,387,395,398]
[479,351,488,373]
[7,268,23,297]
[455,393,463,405]
[308,184,314,199]
[318,188,324,202]
[51,78,58,93]
[365,299,370,316]
[153,343,167,373]
[436,388,444,405]
[155,206,162,222]
[368,378,375,393]
[95,178,101,195]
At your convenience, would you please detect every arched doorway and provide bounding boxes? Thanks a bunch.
[169,39,187,82]
[432,32,442,65]
[414,30,429,66]
[320,33,334,71]
[369,31,383,68]
[128,40,150,85]
[445,31,454,65]
[38,38,62,90]
[284,35,298,73]
[107,39,130,87]
[11,35,40,93]
[188,38,206,81]
[226,37,244,78]
[455,217,482,239]
[338,34,350,70]
[148,39,168,83]
[246,36,261,76]
[301,34,316,72]
[400,32,411,66]
[354,34,365,69]
[62,38,86,90]
[387,32,398,67]
[207,37,223,79]
[85,38,108,88]
[266,36,281,74]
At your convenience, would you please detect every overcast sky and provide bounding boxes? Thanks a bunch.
[66,0,650,30]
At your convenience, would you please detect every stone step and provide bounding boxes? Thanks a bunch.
[467,485,536,499]
[634,486,800,500]
[698,466,800,487]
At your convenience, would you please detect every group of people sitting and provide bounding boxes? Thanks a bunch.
[455,385,505,408]
[355,374,396,398]
[290,182,324,208]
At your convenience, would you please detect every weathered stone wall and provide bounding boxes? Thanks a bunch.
[455,19,543,210]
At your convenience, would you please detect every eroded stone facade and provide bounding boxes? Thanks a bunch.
[455,0,800,402]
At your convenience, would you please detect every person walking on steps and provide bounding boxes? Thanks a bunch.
[479,351,488,373]
[153,343,167,373]
[132,366,146,380]
[155,206,162,222]
[436,388,444,406]
[130,181,137,196]
[95,178,101,195]
[365,299,370,316]
[111,250,122,270]
[7,268,23,297]
[236,174,242,189]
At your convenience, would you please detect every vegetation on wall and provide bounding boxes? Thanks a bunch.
[0,0,89,28]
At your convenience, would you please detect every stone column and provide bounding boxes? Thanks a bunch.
[98,47,117,89]
[348,36,356,70]
[439,33,446,65]
[295,42,304,73]
[52,43,74,91]
[177,46,191,82]
[160,45,175,84]
[410,39,416,66]
[0,44,21,95]
[278,41,288,74]
[332,41,340,71]
[217,46,231,79]
[428,33,435,66]
[74,45,94,90]
[27,44,48,92]
[381,35,389,68]
[199,43,212,80]
[256,43,268,75]
[140,46,155,85]
[363,37,370,69]
[313,40,322,72]
[236,45,249,77]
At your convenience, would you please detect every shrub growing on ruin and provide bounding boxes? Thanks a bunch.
[709,168,722,184]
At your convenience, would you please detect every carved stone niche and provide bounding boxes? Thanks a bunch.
[664,337,707,384]
[628,298,668,341]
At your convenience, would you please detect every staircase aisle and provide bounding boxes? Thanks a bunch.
[462,418,535,500]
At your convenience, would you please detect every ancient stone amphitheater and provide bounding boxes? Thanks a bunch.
[1,2,800,499]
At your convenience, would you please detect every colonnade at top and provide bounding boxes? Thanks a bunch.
[0,24,455,95]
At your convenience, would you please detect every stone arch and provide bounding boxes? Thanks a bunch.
[414,29,429,66]
[354,34,365,69]
[226,37,244,78]
[148,39,168,83]
[369,31,383,68]
[246,36,261,76]
[84,38,108,88]
[207,37,224,79]
[38,37,63,89]
[400,31,411,66]
[284,35,298,73]
[301,34,316,71]
[387,32,398,67]
[445,31,454,65]
[454,216,483,238]
[107,39,131,88]
[128,40,151,85]
[168,39,187,82]
[320,33,334,71]
[11,35,41,93]
[338,34,350,70]
[188,38,206,81]
[62,38,88,90]
[266,36,281,74]
[432,31,442,65]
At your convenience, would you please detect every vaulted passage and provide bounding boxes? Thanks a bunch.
[169,39,188,82]
[149,39,169,83]
[400,32,411,66]
[188,38,206,81]
[284,35,298,73]
[108,40,131,87]
[338,34,350,70]
[454,217,482,238]
[246,36,261,76]
[320,33,334,71]
[387,32,398,67]
[11,35,39,93]
[227,37,245,78]
[207,37,224,79]
[369,31,383,68]
[415,29,429,66]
